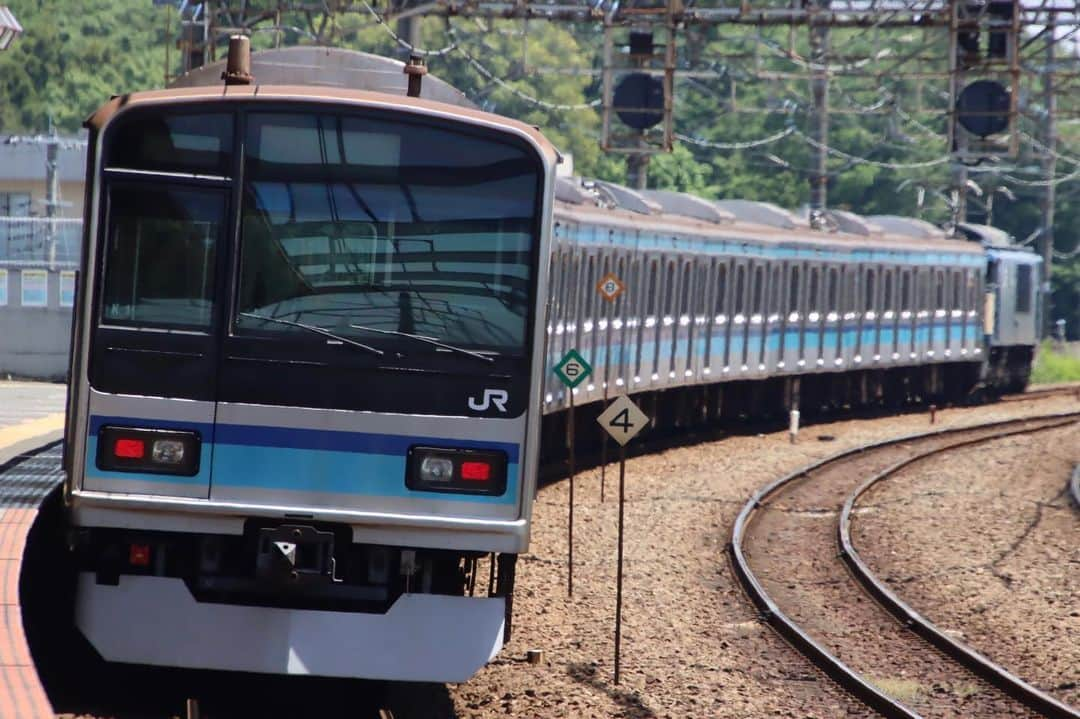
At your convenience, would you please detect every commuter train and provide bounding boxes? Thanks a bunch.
[62,45,1041,683]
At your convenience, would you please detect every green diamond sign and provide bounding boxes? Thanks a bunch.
[554,349,592,389]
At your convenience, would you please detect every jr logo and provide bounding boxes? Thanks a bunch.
[468,389,509,413]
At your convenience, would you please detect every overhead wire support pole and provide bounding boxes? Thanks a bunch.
[1040,15,1056,338]
[808,0,831,226]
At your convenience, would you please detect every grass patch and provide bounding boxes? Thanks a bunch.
[870,677,924,703]
[1031,342,1080,384]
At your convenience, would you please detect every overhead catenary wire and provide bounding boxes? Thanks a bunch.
[358,0,459,56]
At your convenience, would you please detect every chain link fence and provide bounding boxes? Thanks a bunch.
[0,217,82,266]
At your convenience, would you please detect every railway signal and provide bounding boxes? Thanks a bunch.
[596,394,650,684]
[554,348,592,596]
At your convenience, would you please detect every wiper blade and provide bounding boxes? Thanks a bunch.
[240,312,384,356]
[348,324,494,363]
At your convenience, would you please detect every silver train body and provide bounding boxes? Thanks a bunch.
[540,181,1042,420]
[64,82,557,681]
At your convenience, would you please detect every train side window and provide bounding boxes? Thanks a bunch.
[567,253,582,321]
[646,261,659,317]
[883,270,893,313]
[1016,264,1032,313]
[952,270,962,309]
[664,261,676,316]
[827,267,839,313]
[770,266,782,316]
[901,270,912,311]
[101,185,225,329]
[615,255,628,312]
[967,269,978,310]
[846,269,858,314]
[715,263,728,315]
[696,262,709,317]
[865,270,876,314]
[788,266,801,315]
[734,265,746,315]
[584,255,597,321]
[808,268,820,315]
[680,262,693,318]
[935,271,945,309]
[756,263,764,313]
[106,111,234,176]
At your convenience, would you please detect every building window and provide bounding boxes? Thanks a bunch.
[0,192,31,216]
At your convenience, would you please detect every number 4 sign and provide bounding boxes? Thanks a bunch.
[597,395,650,446]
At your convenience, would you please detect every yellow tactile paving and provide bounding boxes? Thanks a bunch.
[0,414,64,453]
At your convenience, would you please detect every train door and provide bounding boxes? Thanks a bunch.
[880,267,894,363]
[760,263,779,374]
[823,265,840,368]
[899,267,914,361]
[860,266,876,364]
[689,258,709,381]
[730,261,748,371]
[637,259,658,385]
[712,260,730,374]
[674,259,693,380]
[781,262,801,372]
[806,264,823,369]
[840,265,859,367]
[916,267,931,360]
[610,251,630,390]
[546,245,564,390]
[84,175,230,499]
[933,269,946,358]
[655,258,676,385]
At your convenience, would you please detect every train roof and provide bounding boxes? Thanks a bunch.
[167,47,475,108]
[83,51,556,164]
[554,176,985,259]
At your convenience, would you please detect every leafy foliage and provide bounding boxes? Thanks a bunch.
[0,3,1076,331]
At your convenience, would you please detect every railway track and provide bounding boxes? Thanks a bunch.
[731,412,1080,718]
[999,383,1080,403]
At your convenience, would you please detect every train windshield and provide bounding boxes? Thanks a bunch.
[235,112,540,357]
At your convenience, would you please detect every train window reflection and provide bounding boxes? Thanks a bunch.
[236,112,540,356]
[101,185,222,329]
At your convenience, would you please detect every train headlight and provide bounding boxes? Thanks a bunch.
[419,456,454,483]
[151,439,186,465]
[97,426,200,476]
[407,447,508,496]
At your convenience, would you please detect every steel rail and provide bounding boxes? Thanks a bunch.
[998,384,1080,403]
[730,412,1080,718]
[837,413,1080,719]
[1069,464,1080,513]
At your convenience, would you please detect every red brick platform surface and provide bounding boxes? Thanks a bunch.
[0,444,63,719]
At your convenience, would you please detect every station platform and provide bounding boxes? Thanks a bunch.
[0,381,66,717]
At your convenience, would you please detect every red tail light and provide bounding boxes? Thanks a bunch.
[460,461,492,481]
[129,543,151,567]
[114,438,146,459]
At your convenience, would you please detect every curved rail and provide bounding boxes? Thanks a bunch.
[729,412,1080,718]
[1071,464,1080,512]
[837,414,1080,719]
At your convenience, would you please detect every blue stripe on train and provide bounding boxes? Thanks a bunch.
[550,321,981,372]
[88,416,520,463]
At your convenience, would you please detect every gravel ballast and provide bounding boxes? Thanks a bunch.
[851,420,1080,710]
[400,395,1080,718]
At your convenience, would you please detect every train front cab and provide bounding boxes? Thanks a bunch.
[984,247,1041,391]
[64,90,556,681]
